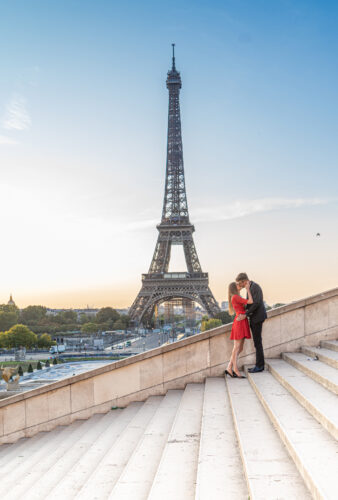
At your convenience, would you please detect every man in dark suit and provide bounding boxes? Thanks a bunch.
[236,272,267,373]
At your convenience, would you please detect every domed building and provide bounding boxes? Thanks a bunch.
[7,294,16,307]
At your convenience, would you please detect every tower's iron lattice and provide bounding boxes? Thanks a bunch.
[129,45,220,325]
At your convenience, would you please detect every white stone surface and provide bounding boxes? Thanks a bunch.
[47,404,140,499]
[3,420,85,500]
[195,377,247,500]
[0,430,49,467]
[0,426,65,494]
[321,339,338,352]
[24,413,113,500]
[249,370,338,500]
[76,396,162,499]
[227,376,311,500]
[109,390,183,500]
[0,339,337,500]
[148,383,204,500]
[302,345,338,369]
[267,358,338,439]
[282,351,338,394]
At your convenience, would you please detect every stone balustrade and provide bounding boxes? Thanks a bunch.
[0,287,337,444]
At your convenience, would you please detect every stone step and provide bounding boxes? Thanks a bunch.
[0,429,56,467]
[0,443,14,458]
[195,377,247,500]
[3,421,87,500]
[248,370,338,500]
[5,406,140,500]
[282,352,338,395]
[148,383,204,500]
[76,397,163,499]
[46,405,141,500]
[302,345,338,369]
[0,425,67,492]
[226,375,311,500]
[0,424,72,474]
[22,412,115,500]
[320,339,338,352]
[47,408,126,500]
[109,390,183,500]
[267,359,338,440]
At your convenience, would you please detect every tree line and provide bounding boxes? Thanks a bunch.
[0,304,130,349]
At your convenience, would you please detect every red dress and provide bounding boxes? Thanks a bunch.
[230,295,251,340]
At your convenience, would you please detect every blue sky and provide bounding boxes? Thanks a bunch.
[0,1,337,307]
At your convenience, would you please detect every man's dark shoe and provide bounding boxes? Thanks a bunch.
[248,366,264,373]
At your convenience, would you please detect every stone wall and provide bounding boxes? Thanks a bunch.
[0,287,337,444]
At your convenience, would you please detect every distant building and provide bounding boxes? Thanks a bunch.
[46,308,65,317]
[221,301,228,311]
[46,307,99,320]
[7,294,16,307]
[74,308,98,320]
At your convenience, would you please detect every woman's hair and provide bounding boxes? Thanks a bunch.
[228,282,238,315]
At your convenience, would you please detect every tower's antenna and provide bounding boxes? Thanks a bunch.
[172,43,176,70]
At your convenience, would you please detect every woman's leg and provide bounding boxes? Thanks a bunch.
[226,344,234,373]
[234,339,245,374]
[228,340,241,375]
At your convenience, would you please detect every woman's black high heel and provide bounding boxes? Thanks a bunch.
[224,369,234,378]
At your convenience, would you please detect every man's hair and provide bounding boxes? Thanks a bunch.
[236,272,249,282]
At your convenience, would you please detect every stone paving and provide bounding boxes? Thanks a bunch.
[0,339,337,499]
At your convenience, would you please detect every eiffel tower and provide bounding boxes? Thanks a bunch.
[129,45,220,326]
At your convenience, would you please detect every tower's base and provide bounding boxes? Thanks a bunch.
[129,272,220,325]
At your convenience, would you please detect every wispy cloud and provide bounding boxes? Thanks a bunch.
[0,135,18,145]
[120,197,335,232]
[3,95,31,131]
[192,197,335,222]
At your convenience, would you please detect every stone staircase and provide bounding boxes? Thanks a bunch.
[0,340,337,500]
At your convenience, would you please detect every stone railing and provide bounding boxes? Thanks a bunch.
[0,287,337,444]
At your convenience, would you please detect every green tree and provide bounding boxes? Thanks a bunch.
[0,331,9,348]
[79,313,91,324]
[45,359,50,367]
[215,311,234,325]
[272,303,286,309]
[201,318,222,332]
[6,324,38,348]
[112,319,125,331]
[119,314,130,328]
[37,361,42,370]
[96,307,119,324]
[54,310,78,324]
[37,333,53,348]
[28,363,33,373]
[18,366,24,376]
[0,304,20,331]
[20,305,47,324]
[81,322,98,334]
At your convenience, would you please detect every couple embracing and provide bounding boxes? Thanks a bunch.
[225,272,267,378]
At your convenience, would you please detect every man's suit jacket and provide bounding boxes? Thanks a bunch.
[246,281,267,324]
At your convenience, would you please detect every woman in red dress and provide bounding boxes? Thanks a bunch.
[225,281,253,378]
